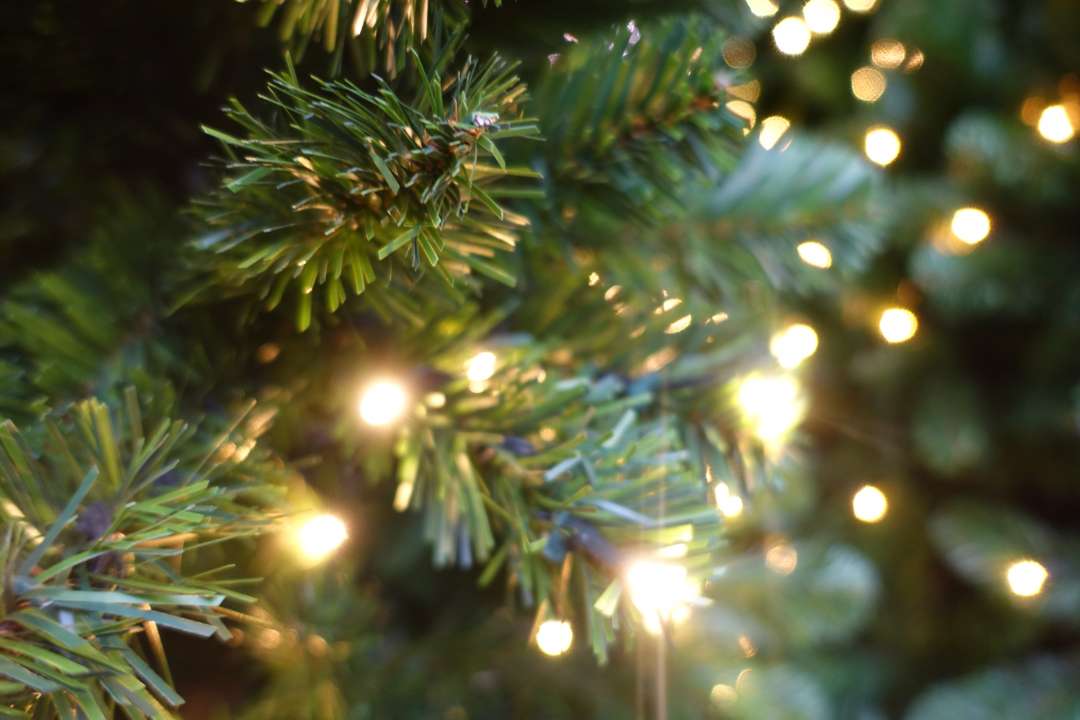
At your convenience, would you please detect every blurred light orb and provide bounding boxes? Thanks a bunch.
[466,351,498,383]
[904,48,925,72]
[737,373,805,443]
[851,484,888,523]
[864,126,902,166]
[765,541,798,575]
[878,307,918,344]
[772,17,812,56]
[851,66,887,103]
[714,483,745,518]
[842,0,877,11]
[626,561,698,633]
[950,207,992,246]
[746,0,779,18]
[1037,104,1075,143]
[770,323,819,369]
[726,100,758,132]
[1006,559,1049,597]
[296,513,348,564]
[870,39,906,69]
[723,36,757,69]
[797,240,833,268]
[536,620,574,657]
[358,378,409,426]
[759,115,792,149]
[803,0,841,35]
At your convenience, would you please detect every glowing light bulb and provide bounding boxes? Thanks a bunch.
[851,484,888,523]
[772,17,812,56]
[746,0,779,18]
[296,513,348,564]
[1037,104,1075,144]
[1006,559,1049,597]
[358,378,409,427]
[797,240,833,269]
[802,0,840,35]
[842,0,877,12]
[466,351,497,382]
[851,66,887,103]
[535,620,574,657]
[765,541,798,575]
[666,314,693,334]
[759,115,791,150]
[864,126,902,167]
[950,207,991,246]
[736,373,805,444]
[769,323,819,369]
[878,307,918,344]
[715,485,745,518]
[870,39,906,69]
[625,560,699,632]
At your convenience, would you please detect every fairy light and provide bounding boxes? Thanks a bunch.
[745,0,779,18]
[843,0,878,13]
[870,39,906,69]
[295,513,348,565]
[851,66,887,103]
[1037,104,1075,143]
[722,37,757,69]
[726,100,757,132]
[759,115,791,150]
[797,240,833,269]
[1005,559,1049,597]
[466,351,497,383]
[950,207,992,246]
[864,126,902,167]
[769,323,819,369]
[802,0,840,35]
[851,484,888,523]
[666,314,693,334]
[358,378,409,427]
[736,373,805,444]
[878,307,918,344]
[625,560,699,633]
[714,484,745,519]
[535,620,574,657]
[772,17,812,56]
[765,541,798,575]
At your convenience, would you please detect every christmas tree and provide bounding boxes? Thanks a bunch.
[2,0,1078,717]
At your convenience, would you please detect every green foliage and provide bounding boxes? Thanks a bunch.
[189,53,540,330]
[0,392,283,718]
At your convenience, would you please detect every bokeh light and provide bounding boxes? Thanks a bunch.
[536,620,574,657]
[851,484,888,523]
[723,37,757,69]
[759,115,791,149]
[1037,104,1076,143]
[871,39,906,69]
[851,66,887,103]
[842,0,877,11]
[772,17,812,56]
[746,0,779,18]
[625,560,700,633]
[878,307,918,344]
[797,240,833,268]
[1006,559,1049,597]
[358,378,409,427]
[466,351,498,383]
[864,126,902,166]
[803,0,841,35]
[769,323,819,369]
[295,513,348,565]
[950,207,992,245]
[765,541,798,575]
[737,373,806,444]
[714,483,745,518]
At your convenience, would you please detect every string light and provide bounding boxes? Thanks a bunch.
[722,37,757,69]
[736,373,805,444]
[770,323,819,369]
[851,484,888,523]
[772,17,812,56]
[878,307,918,344]
[765,541,798,575]
[745,0,779,18]
[358,378,409,427]
[666,314,693,334]
[842,0,878,13]
[714,484,745,518]
[759,115,791,150]
[950,207,992,246]
[864,126,902,166]
[625,560,699,633]
[466,351,497,383]
[295,513,348,565]
[535,620,574,657]
[870,39,906,69]
[802,0,840,35]
[1005,558,1049,598]
[797,240,833,269]
[851,66,887,103]
[1037,104,1075,143]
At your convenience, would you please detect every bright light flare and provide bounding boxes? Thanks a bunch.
[803,0,841,35]
[358,378,409,427]
[843,0,878,13]
[466,351,498,382]
[536,620,574,657]
[878,307,918,344]
[950,207,992,246]
[851,484,888,523]
[772,17,812,56]
[625,560,700,633]
[864,126,902,166]
[759,115,791,150]
[797,240,833,268]
[295,513,348,565]
[769,323,819,369]
[736,373,806,444]
[746,0,779,17]
[1037,104,1075,143]
[1006,559,1049,598]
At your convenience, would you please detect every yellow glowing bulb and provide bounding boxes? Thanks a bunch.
[851,66,887,103]
[719,493,744,518]
[466,351,498,383]
[1037,104,1075,144]
[769,323,819,369]
[851,484,888,523]
[535,620,574,657]
[802,0,840,34]
[772,17,812,56]
[1006,559,1049,598]
[625,561,699,632]
[878,307,918,344]
[296,513,348,564]
[759,115,791,150]
[358,379,409,427]
[797,240,833,269]
[736,374,805,444]
[746,0,779,17]
[950,207,992,246]
[842,0,877,12]
[864,126,902,166]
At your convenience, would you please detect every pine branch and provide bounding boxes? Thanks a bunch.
[188,52,540,331]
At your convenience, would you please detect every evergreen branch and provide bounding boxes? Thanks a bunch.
[189,52,540,330]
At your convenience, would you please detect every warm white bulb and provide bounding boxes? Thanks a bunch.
[296,514,348,564]
[769,323,819,369]
[466,351,498,383]
[772,17,812,56]
[1037,104,1075,144]
[851,484,888,523]
[864,126,902,166]
[950,207,991,245]
[719,493,744,518]
[536,620,574,657]
[878,307,918,344]
[1006,559,1049,597]
[803,0,841,34]
[746,0,779,17]
[358,379,409,427]
[842,0,877,12]
[797,240,833,269]
[765,542,798,575]
[759,115,792,150]
[625,561,699,632]
[736,374,805,444]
